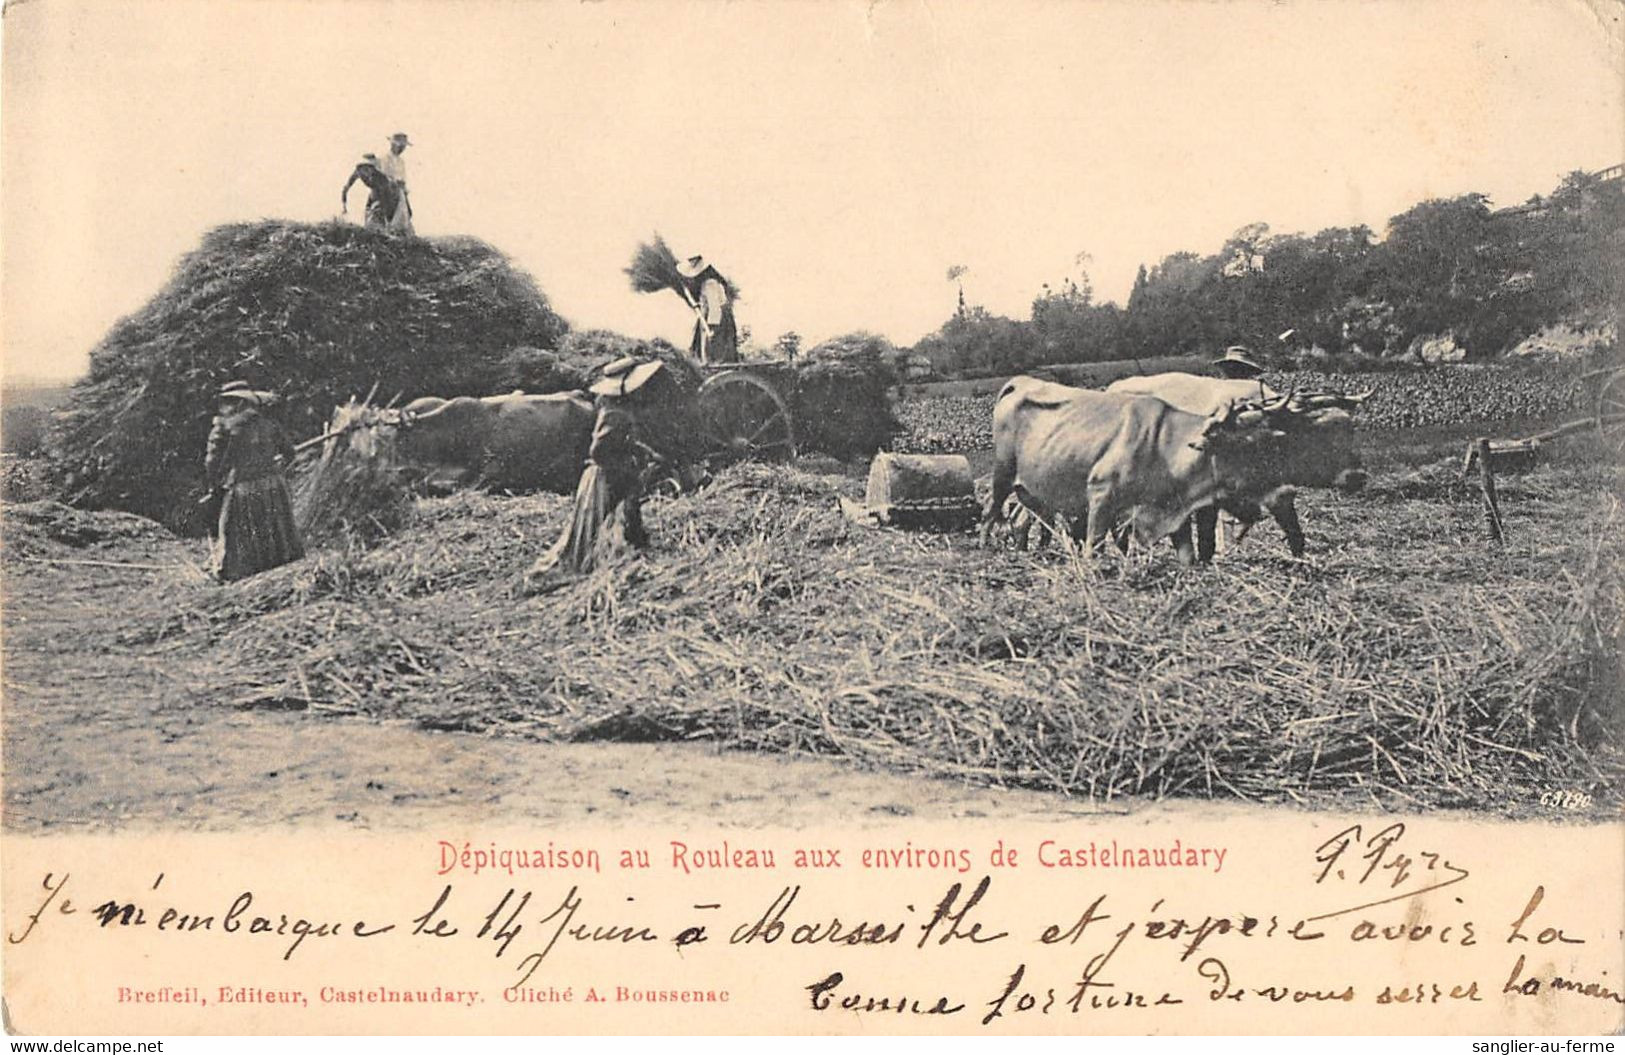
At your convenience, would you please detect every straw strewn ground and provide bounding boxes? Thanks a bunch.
[6,436,1620,820]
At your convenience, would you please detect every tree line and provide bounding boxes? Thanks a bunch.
[911,169,1623,379]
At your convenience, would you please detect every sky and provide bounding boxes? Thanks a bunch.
[2,0,1622,382]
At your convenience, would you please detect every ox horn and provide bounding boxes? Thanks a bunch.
[1314,389,1374,410]
[1190,412,1227,449]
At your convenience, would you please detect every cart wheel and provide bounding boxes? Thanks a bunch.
[1599,369,1625,457]
[696,372,797,465]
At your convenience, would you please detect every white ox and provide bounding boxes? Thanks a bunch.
[1104,372,1369,559]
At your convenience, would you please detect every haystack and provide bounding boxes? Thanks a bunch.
[48,220,568,532]
[792,332,900,460]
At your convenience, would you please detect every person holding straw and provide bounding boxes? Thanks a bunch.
[678,255,740,363]
[624,236,741,364]
[205,381,304,582]
[522,358,667,594]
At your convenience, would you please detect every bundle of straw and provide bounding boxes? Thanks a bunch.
[625,234,687,297]
[292,400,414,548]
[624,234,742,305]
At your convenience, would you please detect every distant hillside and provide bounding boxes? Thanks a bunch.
[2,380,73,410]
[2,382,72,455]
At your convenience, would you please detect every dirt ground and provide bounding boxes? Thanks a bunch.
[2,539,1098,832]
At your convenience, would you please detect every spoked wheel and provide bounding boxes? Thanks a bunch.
[695,372,796,466]
[1598,369,1625,458]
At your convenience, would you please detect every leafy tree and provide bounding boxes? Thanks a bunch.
[1030,251,1126,362]
[914,306,1041,378]
[946,264,970,317]
[1369,194,1502,351]
[915,169,1621,378]
[774,330,803,359]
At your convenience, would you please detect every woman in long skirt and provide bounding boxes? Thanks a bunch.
[206,382,304,582]
[523,358,665,594]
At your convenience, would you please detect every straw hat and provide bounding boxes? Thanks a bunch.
[1211,345,1264,377]
[589,357,665,397]
[676,255,715,280]
[218,380,274,407]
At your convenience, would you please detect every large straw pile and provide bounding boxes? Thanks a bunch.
[48,220,568,531]
[793,332,900,460]
[132,455,1623,813]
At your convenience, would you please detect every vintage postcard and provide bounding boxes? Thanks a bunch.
[3,0,1622,1038]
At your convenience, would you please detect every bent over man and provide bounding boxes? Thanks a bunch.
[341,153,400,231]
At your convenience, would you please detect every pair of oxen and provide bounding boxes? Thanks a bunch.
[982,372,1371,564]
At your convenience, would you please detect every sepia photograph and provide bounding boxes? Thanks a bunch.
[2,0,1622,1039]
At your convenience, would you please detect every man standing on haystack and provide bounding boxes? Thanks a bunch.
[522,358,667,595]
[377,132,414,235]
[205,381,304,582]
[678,256,740,364]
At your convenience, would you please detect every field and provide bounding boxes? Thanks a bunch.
[4,395,1621,830]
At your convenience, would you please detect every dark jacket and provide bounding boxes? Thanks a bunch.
[205,408,294,489]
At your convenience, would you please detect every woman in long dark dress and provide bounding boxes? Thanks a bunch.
[522,358,665,594]
[205,382,305,582]
[677,256,740,364]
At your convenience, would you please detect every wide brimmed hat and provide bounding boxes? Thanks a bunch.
[675,255,715,280]
[589,357,665,397]
[1212,345,1264,375]
[218,380,274,406]
[389,132,413,145]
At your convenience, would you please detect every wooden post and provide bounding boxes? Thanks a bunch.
[1476,437,1503,545]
